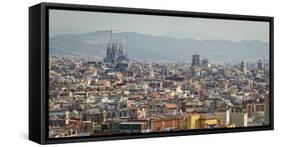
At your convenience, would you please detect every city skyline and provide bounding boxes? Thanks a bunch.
[48,9,270,139]
[49,30,269,63]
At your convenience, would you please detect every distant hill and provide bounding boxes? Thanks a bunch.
[49,31,269,63]
[163,31,219,40]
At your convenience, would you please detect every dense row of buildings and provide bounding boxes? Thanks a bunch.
[48,40,270,138]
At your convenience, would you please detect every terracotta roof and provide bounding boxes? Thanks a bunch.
[165,104,177,109]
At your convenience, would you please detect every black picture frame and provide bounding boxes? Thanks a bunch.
[29,2,274,144]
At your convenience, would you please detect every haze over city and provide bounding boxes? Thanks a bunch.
[49,9,269,42]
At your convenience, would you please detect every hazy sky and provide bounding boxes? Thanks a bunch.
[49,9,269,42]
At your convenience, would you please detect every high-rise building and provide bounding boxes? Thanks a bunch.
[258,59,263,71]
[240,61,246,72]
[191,54,200,67]
[201,59,209,67]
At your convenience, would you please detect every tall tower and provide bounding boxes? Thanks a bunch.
[191,54,200,68]
[258,59,263,71]
[104,40,117,63]
[240,61,246,73]
[201,59,209,67]
[103,29,123,64]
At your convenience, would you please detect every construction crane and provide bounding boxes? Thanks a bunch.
[99,29,129,55]
[100,28,122,42]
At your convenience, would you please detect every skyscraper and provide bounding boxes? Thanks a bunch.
[201,59,209,67]
[240,61,246,73]
[191,54,200,67]
[258,59,263,71]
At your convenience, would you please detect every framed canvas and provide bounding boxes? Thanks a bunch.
[29,2,274,144]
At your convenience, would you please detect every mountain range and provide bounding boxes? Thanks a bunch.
[49,31,269,63]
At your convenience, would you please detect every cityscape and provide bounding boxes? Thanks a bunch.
[48,30,270,138]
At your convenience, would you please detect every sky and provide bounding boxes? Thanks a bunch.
[49,9,269,42]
